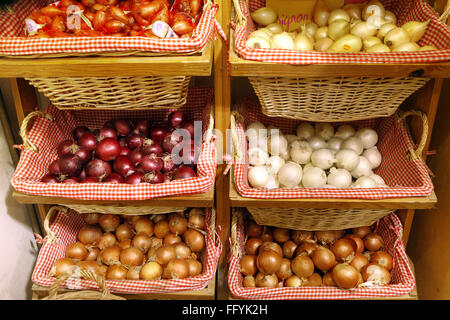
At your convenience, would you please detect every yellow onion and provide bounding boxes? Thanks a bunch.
[304,22,318,39]
[384,10,397,25]
[328,34,362,53]
[377,23,397,40]
[402,20,430,43]
[366,43,391,52]
[249,29,273,41]
[351,21,378,39]
[271,32,295,50]
[344,4,361,21]
[251,7,278,26]
[328,9,350,24]
[314,37,334,52]
[384,27,410,49]
[266,23,283,35]
[328,19,350,41]
[294,30,314,51]
[362,1,385,21]
[392,42,420,52]
[313,0,330,27]
[246,36,271,49]
[363,36,382,50]
[314,26,329,41]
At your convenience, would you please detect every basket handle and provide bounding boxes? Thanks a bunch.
[439,0,450,23]
[19,111,53,153]
[44,269,125,300]
[230,210,243,259]
[232,0,247,28]
[230,110,245,161]
[43,206,70,245]
[204,107,215,144]
[398,110,429,160]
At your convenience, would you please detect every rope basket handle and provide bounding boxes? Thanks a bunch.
[230,110,245,161]
[231,210,243,259]
[439,0,450,23]
[398,110,429,160]
[232,0,246,28]
[43,269,125,300]
[204,105,215,144]
[19,111,53,153]
[42,206,71,245]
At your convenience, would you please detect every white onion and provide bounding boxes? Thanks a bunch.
[301,167,327,188]
[265,174,279,189]
[353,176,377,188]
[308,136,328,151]
[370,174,385,185]
[246,127,268,151]
[303,163,314,173]
[311,149,335,170]
[315,123,335,141]
[327,137,343,152]
[335,125,355,140]
[278,162,303,188]
[268,132,288,156]
[327,167,352,188]
[248,147,269,166]
[247,122,266,131]
[335,149,360,171]
[342,136,364,155]
[296,123,315,140]
[266,156,285,175]
[248,166,269,188]
[355,128,378,149]
[363,146,382,169]
[351,156,374,178]
[285,134,299,144]
[290,140,313,164]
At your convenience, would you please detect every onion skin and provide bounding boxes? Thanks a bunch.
[350,253,370,272]
[120,247,144,267]
[259,242,283,257]
[331,238,357,262]
[85,247,100,261]
[154,220,170,239]
[352,226,372,239]
[155,245,177,266]
[255,272,278,288]
[187,259,203,277]
[364,233,384,251]
[243,275,256,287]
[100,246,122,265]
[285,275,302,287]
[134,217,154,236]
[98,233,118,250]
[246,221,263,238]
[332,263,360,289]
[315,230,344,245]
[140,262,163,280]
[106,264,128,280]
[295,242,318,257]
[272,228,290,243]
[282,240,298,259]
[304,273,323,287]
[99,214,120,233]
[361,263,391,285]
[77,225,102,246]
[291,254,315,279]
[245,238,263,255]
[132,232,152,253]
[276,258,293,280]
[291,230,314,244]
[323,272,337,287]
[370,250,393,271]
[164,259,189,279]
[183,228,205,252]
[50,258,76,277]
[344,234,365,254]
[312,246,336,272]
[256,250,282,275]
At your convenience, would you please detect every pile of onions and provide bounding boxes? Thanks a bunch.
[246,121,386,189]
[247,2,434,53]
[42,110,199,184]
[50,208,206,281]
[240,219,393,289]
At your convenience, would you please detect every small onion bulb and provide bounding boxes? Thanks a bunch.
[290,140,313,165]
[296,123,315,140]
[351,156,374,178]
[327,167,352,188]
[335,149,360,171]
[315,123,335,141]
[278,162,303,188]
[248,166,270,188]
[363,147,382,169]
[355,128,378,149]
[301,167,327,188]
[335,125,355,140]
[308,136,328,151]
[311,149,335,170]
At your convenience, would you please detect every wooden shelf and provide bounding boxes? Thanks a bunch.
[13,187,215,208]
[32,278,215,300]
[0,42,213,78]
[229,174,437,210]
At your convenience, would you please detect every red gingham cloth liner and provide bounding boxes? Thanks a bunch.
[11,87,217,201]
[0,0,225,56]
[228,210,415,300]
[32,208,222,294]
[233,99,434,200]
[234,0,450,64]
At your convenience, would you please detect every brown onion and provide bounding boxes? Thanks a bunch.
[315,230,344,245]
[140,262,163,280]
[100,246,121,265]
[295,242,318,257]
[304,273,323,286]
[173,243,192,260]
[273,228,290,243]
[152,214,167,224]
[364,233,384,251]
[344,234,365,254]
[151,237,163,249]
[243,275,256,287]
[132,233,152,253]
[85,247,100,261]
[332,263,360,289]
[331,238,356,262]
[291,254,315,279]
[370,250,393,271]
[255,272,278,288]
[260,228,273,242]
[99,214,120,232]
[154,220,170,239]
[282,240,298,259]
[352,226,372,239]
[120,247,144,267]
[115,224,134,242]
[312,246,336,272]
[84,213,100,225]
[188,210,205,229]
[169,215,188,235]
[164,259,189,279]
[245,237,263,255]
[240,255,258,276]
[361,263,391,285]
[257,249,282,275]
[350,253,370,272]
[259,242,283,257]
[50,258,76,277]
[187,259,202,277]
[183,229,205,252]
[134,217,154,236]
[124,215,141,227]
[276,258,293,280]
[126,266,142,280]
[77,225,102,246]
[285,275,302,287]
[246,220,263,238]
[118,239,132,250]
[76,260,102,277]
[65,242,88,261]
[98,233,118,250]
[323,272,337,286]
[163,233,182,246]
[106,264,127,280]
[156,245,176,266]
[291,230,314,244]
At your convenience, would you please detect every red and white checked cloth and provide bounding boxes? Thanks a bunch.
[228,210,415,300]
[232,99,434,200]
[0,0,226,56]
[11,87,217,201]
[234,0,450,64]
[32,208,222,294]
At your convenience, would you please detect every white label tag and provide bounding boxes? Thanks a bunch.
[151,21,179,38]
[24,18,43,36]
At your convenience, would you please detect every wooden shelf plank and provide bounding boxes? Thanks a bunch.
[229,174,437,210]
[13,187,215,208]
[0,42,212,77]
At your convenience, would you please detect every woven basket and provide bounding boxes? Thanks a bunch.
[27,75,192,111]
[32,206,222,295]
[228,209,416,300]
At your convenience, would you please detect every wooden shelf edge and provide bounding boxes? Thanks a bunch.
[13,187,215,208]
[0,42,213,77]
[229,174,437,210]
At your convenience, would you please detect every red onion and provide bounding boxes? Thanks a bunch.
[78,132,97,151]
[79,168,87,180]
[143,171,164,184]
[114,120,133,137]
[162,153,176,172]
[72,126,90,141]
[119,137,128,148]
[182,142,199,167]
[135,120,149,136]
[81,177,100,183]
[57,140,80,157]
[97,127,118,140]
[59,154,82,177]
[74,148,92,164]
[103,120,115,128]
[141,140,163,156]
[181,121,195,140]
[62,177,79,184]
[104,172,124,184]
[125,172,144,184]
[41,174,60,183]
[129,148,143,166]
[120,146,132,156]
[150,126,167,142]
[48,159,62,175]
[168,111,183,128]
[95,138,121,162]
[127,134,144,149]
[113,155,134,177]
[173,166,197,180]
[85,158,111,179]
[162,132,182,153]
[163,171,174,183]
[141,154,163,173]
